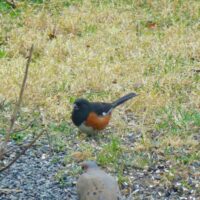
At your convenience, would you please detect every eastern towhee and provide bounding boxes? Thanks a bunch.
[71,93,137,134]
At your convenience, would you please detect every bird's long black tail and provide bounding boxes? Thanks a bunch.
[111,93,137,108]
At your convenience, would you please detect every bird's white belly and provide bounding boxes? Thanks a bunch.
[78,123,96,134]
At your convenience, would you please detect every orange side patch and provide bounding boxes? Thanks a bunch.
[85,112,111,130]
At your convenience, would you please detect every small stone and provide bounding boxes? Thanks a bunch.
[41,153,47,159]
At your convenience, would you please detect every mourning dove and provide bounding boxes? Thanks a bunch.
[77,161,122,200]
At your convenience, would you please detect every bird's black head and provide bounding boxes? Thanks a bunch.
[71,98,91,126]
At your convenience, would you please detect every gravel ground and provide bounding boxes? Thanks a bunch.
[0,139,77,200]
[123,132,200,200]
[0,133,199,200]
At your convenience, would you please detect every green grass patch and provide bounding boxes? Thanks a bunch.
[11,132,26,142]
[84,24,97,34]
[49,122,72,134]
[175,151,200,165]
[156,105,200,134]
[63,0,83,7]
[30,0,44,3]
[0,1,13,12]
[0,49,7,58]
[97,136,122,166]
[0,1,21,18]
[0,128,6,135]
[54,169,68,187]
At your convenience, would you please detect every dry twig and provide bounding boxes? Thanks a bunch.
[0,188,22,193]
[0,129,46,173]
[10,120,35,135]
[0,44,34,160]
[40,108,55,155]
[48,25,57,40]
[192,69,200,73]
[0,99,6,110]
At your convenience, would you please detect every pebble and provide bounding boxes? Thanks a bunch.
[0,141,78,200]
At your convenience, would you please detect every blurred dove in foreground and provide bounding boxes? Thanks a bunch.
[77,161,122,200]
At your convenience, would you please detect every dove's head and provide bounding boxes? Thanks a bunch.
[81,161,98,171]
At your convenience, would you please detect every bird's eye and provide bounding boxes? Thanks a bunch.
[81,164,88,171]
[73,104,79,110]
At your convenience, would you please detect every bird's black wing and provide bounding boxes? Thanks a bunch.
[91,102,113,116]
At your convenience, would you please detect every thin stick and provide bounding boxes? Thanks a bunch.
[45,131,55,155]
[192,69,200,73]
[40,109,55,154]
[0,129,45,173]
[10,120,35,135]
[136,22,140,37]
[0,45,34,159]
[0,188,22,193]
[0,44,33,160]
[0,99,6,110]
[7,44,34,141]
